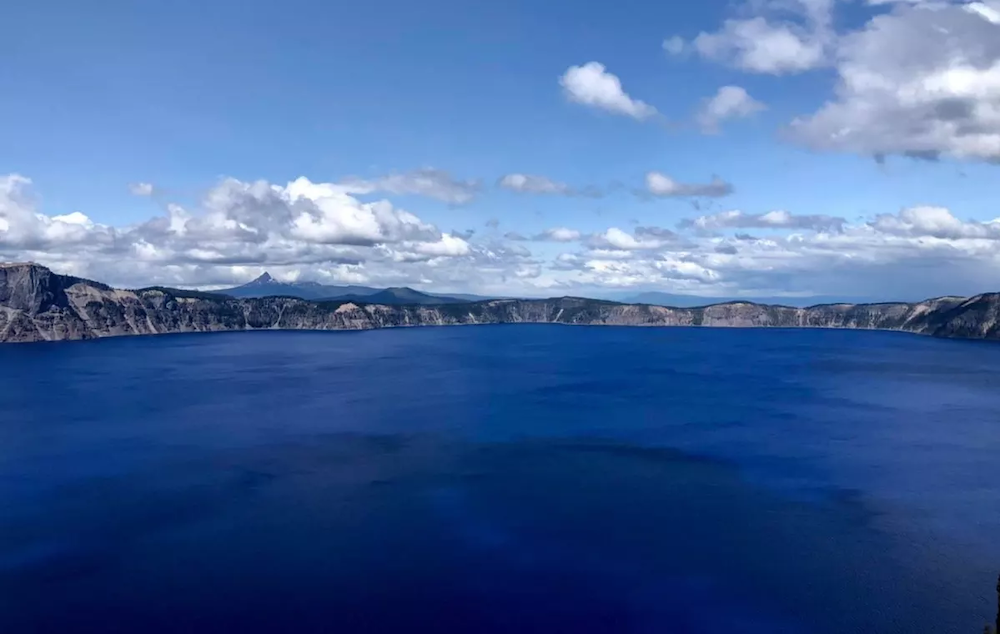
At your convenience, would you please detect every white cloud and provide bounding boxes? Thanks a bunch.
[411,234,473,258]
[559,62,657,120]
[0,175,114,251]
[506,227,583,243]
[682,209,847,233]
[536,227,582,242]
[698,86,766,132]
[693,17,828,74]
[129,182,154,196]
[790,1,1000,161]
[497,174,604,198]
[663,36,687,55]
[683,0,835,74]
[338,168,481,204]
[589,227,674,251]
[635,225,679,240]
[498,174,573,195]
[869,205,1000,239]
[5,172,1000,300]
[559,210,1000,299]
[655,258,721,283]
[0,174,506,289]
[645,172,734,198]
[51,211,93,226]
[681,0,1000,162]
[966,2,1000,24]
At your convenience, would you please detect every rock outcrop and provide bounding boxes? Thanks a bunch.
[2,263,999,344]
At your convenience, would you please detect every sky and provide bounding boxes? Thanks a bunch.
[2,0,1000,300]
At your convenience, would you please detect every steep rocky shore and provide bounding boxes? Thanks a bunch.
[2,263,999,343]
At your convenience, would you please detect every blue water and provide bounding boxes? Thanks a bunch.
[1,326,998,633]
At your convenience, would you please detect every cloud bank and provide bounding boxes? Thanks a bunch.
[680,0,1000,161]
[4,173,999,300]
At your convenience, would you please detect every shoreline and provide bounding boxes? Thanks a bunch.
[3,263,998,345]
[2,318,988,347]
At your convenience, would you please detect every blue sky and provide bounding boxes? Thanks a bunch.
[2,0,1000,299]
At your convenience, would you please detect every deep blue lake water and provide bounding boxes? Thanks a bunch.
[1,326,999,633]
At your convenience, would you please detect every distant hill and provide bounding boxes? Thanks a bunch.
[619,291,884,309]
[432,292,496,302]
[328,287,470,306]
[216,273,382,300]
[616,292,722,308]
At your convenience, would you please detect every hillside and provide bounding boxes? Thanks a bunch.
[2,263,999,344]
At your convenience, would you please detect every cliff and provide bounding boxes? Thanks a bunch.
[2,263,999,344]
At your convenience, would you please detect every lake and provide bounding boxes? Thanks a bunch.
[1,326,998,633]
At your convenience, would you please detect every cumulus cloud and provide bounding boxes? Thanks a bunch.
[0,175,113,251]
[869,206,1000,239]
[406,234,472,258]
[559,62,657,120]
[5,172,1000,300]
[558,204,1000,299]
[663,36,687,56]
[681,209,847,233]
[506,227,583,242]
[967,1,1000,23]
[0,173,524,290]
[790,1,1000,161]
[498,174,572,195]
[578,254,722,288]
[693,17,829,74]
[535,227,583,242]
[589,227,677,251]
[698,86,766,132]
[664,0,1000,162]
[680,0,834,74]
[645,172,735,198]
[635,226,679,240]
[498,173,604,198]
[338,168,481,204]
[129,182,154,196]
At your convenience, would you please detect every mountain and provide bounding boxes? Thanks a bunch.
[3,263,1000,344]
[215,272,485,304]
[216,273,381,300]
[328,287,470,306]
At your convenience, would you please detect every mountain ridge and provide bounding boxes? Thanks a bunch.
[214,272,480,304]
[2,263,999,344]
[325,287,470,306]
[215,273,381,300]
[616,291,918,309]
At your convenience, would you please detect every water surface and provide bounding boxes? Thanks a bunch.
[1,326,998,633]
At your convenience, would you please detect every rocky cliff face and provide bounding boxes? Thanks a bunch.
[2,263,998,344]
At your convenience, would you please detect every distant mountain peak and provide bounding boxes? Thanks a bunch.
[213,277,474,303]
